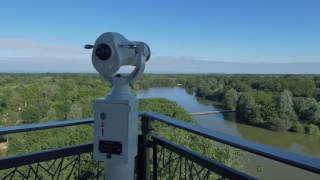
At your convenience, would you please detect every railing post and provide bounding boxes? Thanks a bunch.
[152,144,158,180]
[137,116,150,180]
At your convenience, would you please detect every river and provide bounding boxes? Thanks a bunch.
[137,87,320,180]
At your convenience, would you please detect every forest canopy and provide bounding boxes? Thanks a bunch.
[1,73,320,140]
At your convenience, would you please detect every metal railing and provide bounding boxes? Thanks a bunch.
[0,144,103,179]
[140,112,320,176]
[150,136,254,180]
[0,119,103,179]
[0,112,319,179]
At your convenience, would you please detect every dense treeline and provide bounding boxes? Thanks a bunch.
[0,74,241,179]
[133,74,178,89]
[142,74,320,135]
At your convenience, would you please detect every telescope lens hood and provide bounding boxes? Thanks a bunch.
[95,43,112,61]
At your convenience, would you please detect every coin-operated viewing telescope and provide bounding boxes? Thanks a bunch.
[85,32,150,180]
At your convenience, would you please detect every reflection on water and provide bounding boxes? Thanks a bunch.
[137,87,320,180]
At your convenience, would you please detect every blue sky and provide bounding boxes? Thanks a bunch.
[0,0,320,73]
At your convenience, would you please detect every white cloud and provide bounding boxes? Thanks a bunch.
[0,38,90,62]
[0,38,319,74]
[0,38,93,72]
[145,56,320,74]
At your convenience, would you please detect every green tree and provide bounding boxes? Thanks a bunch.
[273,90,297,131]
[67,103,83,119]
[266,117,291,131]
[223,88,238,109]
[294,98,320,125]
[290,121,305,133]
[236,94,262,125]
[42,84,60,100]
[305,124,320,135]
[43,108,58,121]
[281,77,316,97]
[6,91,24,113]
[21,105,41,124]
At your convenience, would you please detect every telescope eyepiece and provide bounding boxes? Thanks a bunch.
[95,43,112,61]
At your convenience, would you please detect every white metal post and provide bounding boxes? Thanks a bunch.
[88,32,150,180]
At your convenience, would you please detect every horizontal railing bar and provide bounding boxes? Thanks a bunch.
[0,143,93,170]
[0,118,94,135]
[141,111,320,175]
[152,136,257,180]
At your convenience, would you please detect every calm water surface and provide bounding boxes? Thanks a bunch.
[137,87,320,180]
